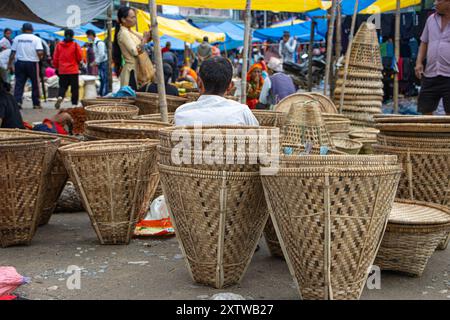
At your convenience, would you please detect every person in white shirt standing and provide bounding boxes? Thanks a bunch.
[279,31,297,63]
[8,23,44,109]
[86,29,109,97]
[0,28,13,52]
[175,56,259,126]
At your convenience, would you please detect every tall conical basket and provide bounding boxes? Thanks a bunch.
[60,140,160,245]
[349,22,383,71]
[261,155,401,300]
[0,136,60,247]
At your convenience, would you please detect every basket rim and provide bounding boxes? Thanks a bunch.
[374,115,450,124]
[376,123,450,133]
[158,163,261,177]
[59,139,159,155]
[136,92,188,102]
[388,199,450,226]
[85,120,172,131]
[0,128,79,143]
[332,137,364,150]
[372,143,450,153]
[85,104,138,112]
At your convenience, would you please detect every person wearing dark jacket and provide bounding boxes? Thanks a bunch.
[0,77,24,129]
[138,62,179,96]
[53,29,83,109]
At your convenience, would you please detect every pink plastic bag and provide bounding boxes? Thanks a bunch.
[0,267,29,296]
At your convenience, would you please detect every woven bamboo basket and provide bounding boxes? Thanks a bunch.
[350,132,377,154]
[376,133,450,149]
[84,120,172,140]
[261,155,401,300]
[251,110,287,129]
[337,68,383,80]
[0,137,60,247]
[85,104,140,121]
[349,44,383,71]
[332,138,363,154]
[282,144,344,156]
[324,119,351,133]
[342,105,382,114]
[275,93,318,113]
[375,200,450,276]
[133,113,175,124]
[59,140,160,245]
[159,164,269,288]
[322,113,349,121]
[350,127,380,135]
[344,100,383,108]
[0,129,79,226]
[335,87,384,96]
[345,112,381,124]
[336,78,384,89]
[282,101,334,147]
[308,93,338,114]
[135,92,188,115]
[81,98,136,107]
[374,115,450,124]
[376,123,450,134]
[185,92,201,102]
[340,94,384,102]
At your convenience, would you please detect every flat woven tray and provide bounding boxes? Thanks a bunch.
[376,123,450,133]
[389,200,450,226]
[275,93,317,114]
[374,115,450,124]
[308,92,338,113]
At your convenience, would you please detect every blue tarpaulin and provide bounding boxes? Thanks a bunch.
[160,35,199,51]
[0,18,60,33]
[254,21,324,42]
[203,21,262,51]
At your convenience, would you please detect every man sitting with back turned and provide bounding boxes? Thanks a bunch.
[175,56,259,126]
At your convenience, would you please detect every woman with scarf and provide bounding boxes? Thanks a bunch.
[246,62,265,109]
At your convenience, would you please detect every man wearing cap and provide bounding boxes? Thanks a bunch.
[8,23,44,109]
[279,31,297,63]
[259,57,296,108]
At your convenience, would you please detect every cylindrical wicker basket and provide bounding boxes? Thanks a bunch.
[375,200,450,276]
[0,136,60,247]
[84,120,172,140]
[85,104,139,121]
[59,140,160,245]
[135,92,188,115]
[261,155,401,300]
[81,97,136,107]
[159,164,269,288]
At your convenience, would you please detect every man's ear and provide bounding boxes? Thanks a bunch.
[198,78,205,94]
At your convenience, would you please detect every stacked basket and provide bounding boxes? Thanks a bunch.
[81,97,136,107]
[85,104,140,121]
[373,115,450,253]
[334,22,384,127]
[0,136,60,247]
[135,92,188,115]
[158,126,277,288]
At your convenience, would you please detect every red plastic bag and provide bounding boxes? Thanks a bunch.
[0,267,28,297]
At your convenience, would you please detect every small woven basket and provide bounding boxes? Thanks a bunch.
[332,138,363,154]
[81,97,136,107]
[261,155,401,299]
[0,136,60,247]
[85,104,139,121]
[84,120,172,140]
[375,200,450,276]
[251,110,287,129]
[60,140,160,245]
[135,92,187,115]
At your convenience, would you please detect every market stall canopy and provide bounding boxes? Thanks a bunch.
[129,0,323,12]
[203,21,262,50]
[160,35,199,51]
[360,0,421,13]
[54,23,105,42]
[254,21,324,43]
[0,18,60,34]
[0,0,111,27]
[270,19,305,28]
[136,9,225,44]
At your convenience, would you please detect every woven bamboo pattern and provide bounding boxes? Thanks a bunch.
[275,93,317,113]
[374,115,450,124]
[60,140,160,245]
[0,129,79,226]
[332,138,363,155]
[344,100,383,108]
[0,137,60,247]
[261,155,401,300]
[84,120,172,140]
[351,133,377,155]
[308,93,338,113]
[135,92,188,115]
[337,68,383,80]
[375,200,450,276]
[81,98,136,107]
[324,119,351,133]
[377,133,450,149]
[342,105,383,113]
[335,87,384,96]
[159,164,268,288]
[338,94,384,102]
[376,123,450,133]
[133,113,175,124]
[336,78,384,89]
[85,104,139,121]
[251,110,287,129]
[349,23,383,71]
[282,101,334,147]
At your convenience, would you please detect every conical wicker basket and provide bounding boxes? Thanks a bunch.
[133,113,175,124]
[135,92,188,115]
[0,136,60,247]
[375,200,450,276]
[261,155,401,300]
[81,98,136,107]
[60,140,160,245]
[84,120,172,140]
[85,104,140,121]
[282,101,334,147]
[159,164,269,288]
[349,22,383,71]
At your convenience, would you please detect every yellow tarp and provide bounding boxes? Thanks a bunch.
[129,0,323,12]
[361,0,421,14]
[55,9,225,44]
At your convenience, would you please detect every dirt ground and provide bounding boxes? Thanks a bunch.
[2,103,450,300]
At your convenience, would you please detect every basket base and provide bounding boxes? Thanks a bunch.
[0,227,35,248]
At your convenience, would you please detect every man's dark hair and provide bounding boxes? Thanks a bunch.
[22,23,34,33]
[64,29,75,41]
[199,56,233,95]
[4,28,12,34]
[203,36,209,42]
[86,29,96,37]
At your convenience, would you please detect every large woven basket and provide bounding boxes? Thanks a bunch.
[81,97,136,107]
[135,92,188,115]
[375,200,450,276]
[0,137,60,247]
[0,129,79,226]
[282,101,334,147]
[84,120,172,140]
[60,140,160,245]
[349,22,383,71]
[377,133,450,149]
[374,115,450,124]
[133,113,175,124]
[261,155,401,299]
[85,104,139,121]
[159,164,269,288]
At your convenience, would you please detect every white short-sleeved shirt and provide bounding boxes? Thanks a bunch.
[0,37,12,51]
[175,95,260,126]
[11,34,43,62]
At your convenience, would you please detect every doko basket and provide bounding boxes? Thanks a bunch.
[261,155,401,299]
[135,92,187,115]
[159,164,269,288]
[0,136,60,247]
[85,104,140,121]
[59,140,160,245]
[375,200,450,276]
[84,120,172,140]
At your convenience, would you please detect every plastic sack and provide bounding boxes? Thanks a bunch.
[0,267,30,297]
[134,196,175,237]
